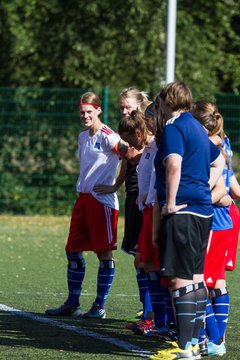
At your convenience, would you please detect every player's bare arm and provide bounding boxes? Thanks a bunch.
[209,153,225,190]
[162,154,187,215]
[211,176,228,204]
[94,140,142,195]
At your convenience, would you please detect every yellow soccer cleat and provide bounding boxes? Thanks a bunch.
[150,342,195,359]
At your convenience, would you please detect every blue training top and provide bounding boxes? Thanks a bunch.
[212,135,233,230]
[154,112,220,217]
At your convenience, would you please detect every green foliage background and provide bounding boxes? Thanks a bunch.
[0,87,124,215]
[0,0,240,95]
[0,87,239,215]
[0,0,240,215]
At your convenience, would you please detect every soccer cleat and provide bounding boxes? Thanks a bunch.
[157,325,178,343]
[145,324,169,337]
[131,319,154,335]
[123,309,143,322]
[126,318,145,330]
[199,340,208,356]
[207,341,226,356]
[83,303,106,319]
[45,304,82,317]
[191,344,201,360]
[150,342,196,359]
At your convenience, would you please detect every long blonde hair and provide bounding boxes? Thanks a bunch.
[191,100,223,136]
[191,100,228,166]
[119,87,149,112]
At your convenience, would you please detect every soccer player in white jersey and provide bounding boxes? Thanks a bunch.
[94,88,153,323]
[45,92,131,319]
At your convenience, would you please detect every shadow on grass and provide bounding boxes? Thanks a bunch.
[0,311,161,357]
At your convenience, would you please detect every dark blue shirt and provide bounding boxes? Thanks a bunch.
[154,112,220,216]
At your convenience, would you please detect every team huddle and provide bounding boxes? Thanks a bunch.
[45,82,240,360]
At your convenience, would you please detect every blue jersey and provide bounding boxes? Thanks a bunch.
[154,112,220,216]
[212,135,233,230]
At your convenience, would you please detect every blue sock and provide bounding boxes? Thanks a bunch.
[147,271,166,328]
[136,268,153,319]
[94,260,115,309]
[164,286,176,325]
[65,252,85,306]
[199,324,207,343]
[205,297,221,344]
[211,288,230,340]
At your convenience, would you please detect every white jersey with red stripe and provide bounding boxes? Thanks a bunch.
[137,137,157,210]
[77,124,120,209]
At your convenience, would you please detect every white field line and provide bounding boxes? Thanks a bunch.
[0,304,153,358]
[1,292,240,300]
[0,292,138,297]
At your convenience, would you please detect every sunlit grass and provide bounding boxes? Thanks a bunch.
[0,215,239,359]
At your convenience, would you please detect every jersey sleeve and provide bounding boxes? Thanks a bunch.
[108,132,121,151]
[162,124,184,163]
[210,140,220,163]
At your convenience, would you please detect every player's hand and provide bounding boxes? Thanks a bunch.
[161,203,187,216]
[93,184,117,194]
[125,147,143,165]
[141,194,147,207]
[216,194,232,207]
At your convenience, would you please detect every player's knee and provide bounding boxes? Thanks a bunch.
[97,250,113,260]
[66,252,85,269]
[211,286,228,298]
[99,259,115,268]
[214,279,226,289]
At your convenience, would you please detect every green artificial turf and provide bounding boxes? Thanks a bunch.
[0,216,239,359]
